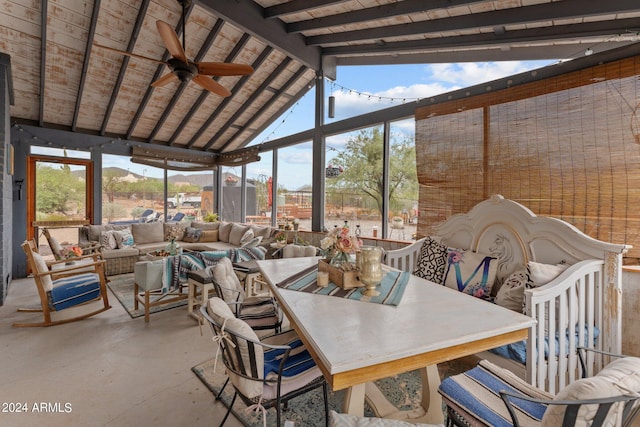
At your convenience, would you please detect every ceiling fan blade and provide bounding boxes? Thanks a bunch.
[192,75,231,97]
[156,20,187,63]
[93,43,165,65]
[197,62,254,76]
[151,73,179,87]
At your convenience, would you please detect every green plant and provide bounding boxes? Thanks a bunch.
[203,213,218,222]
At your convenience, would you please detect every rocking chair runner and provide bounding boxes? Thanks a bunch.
[15,240,111,327]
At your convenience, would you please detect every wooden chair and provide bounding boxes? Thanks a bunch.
[201,298,329,427]
[15,240,111,327]
[42,227,101,261]
[438,347,640,427]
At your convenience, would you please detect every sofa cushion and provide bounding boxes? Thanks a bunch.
[191,221,220,231]
[229,223,250,246]
[218,222,232,242]
[100,230,119,250]
[199,230,218,242]
[250,225,272,239]
[131,222,164,244]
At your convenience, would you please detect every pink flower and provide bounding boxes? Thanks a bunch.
[449,251,462,263]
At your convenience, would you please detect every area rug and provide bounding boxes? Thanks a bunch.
[192,356,478,426]
[106,273,188,319]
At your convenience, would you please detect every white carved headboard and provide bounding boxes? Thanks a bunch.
[436,194,630,287]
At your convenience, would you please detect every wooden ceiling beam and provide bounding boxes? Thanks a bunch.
[264,0,343,19]
[38,0,48,127]
[72,0,102,133]
[307,0,640,46]
[100,0,151,136]
[198,0,321,69]
[199,46,274,151]
[288,0,486,33]
[213,56,293,152]
[324,18,640,59]
[222,64,309,151]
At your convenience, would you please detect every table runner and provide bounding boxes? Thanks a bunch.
[276,264,410,306]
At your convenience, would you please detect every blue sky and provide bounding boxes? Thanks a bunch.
[247,60,556,189]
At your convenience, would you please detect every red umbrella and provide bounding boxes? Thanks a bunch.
[267,177,273,207]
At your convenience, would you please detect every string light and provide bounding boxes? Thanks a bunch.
[259,101,302,144]
[328,81,422,103]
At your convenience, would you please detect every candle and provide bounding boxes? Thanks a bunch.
[317,271,329,287]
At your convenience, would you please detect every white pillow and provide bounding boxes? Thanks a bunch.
[223,317,264,399]
[99,230,118,250]
[526,261,574,333]
[31,251,53,291]
[495,267,528,312]
[239,228,255,245]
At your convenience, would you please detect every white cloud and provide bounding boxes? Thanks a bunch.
[426,61,547,87]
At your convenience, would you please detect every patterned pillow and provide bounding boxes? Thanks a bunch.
[163,223,184,241]
[241,236,263,248]
[443,249,498,299]
[413,236,448,284]
[114,228,135,248]
[494,267,529,312]
[240,229,255,245]
[182,227,202,243]
[99,230,118,250]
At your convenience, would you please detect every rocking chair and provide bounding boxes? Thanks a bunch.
[14,240,111,327]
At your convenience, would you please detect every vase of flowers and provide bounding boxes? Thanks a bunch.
[60,245,83,264]
[320,221,362,268]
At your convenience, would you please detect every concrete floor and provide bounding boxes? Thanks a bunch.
[0,276,244,427]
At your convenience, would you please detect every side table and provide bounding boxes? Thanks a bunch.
[186,269,215,321]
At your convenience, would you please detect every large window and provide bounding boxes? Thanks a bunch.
[246,151,274,225]
[325,127,384,238]
[277,142,313,229]
[388,118,418,241]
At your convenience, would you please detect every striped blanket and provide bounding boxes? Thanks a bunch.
[161,247,266,292]
[276,264,410,306]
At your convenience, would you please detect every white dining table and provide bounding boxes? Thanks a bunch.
[257,257,535,423]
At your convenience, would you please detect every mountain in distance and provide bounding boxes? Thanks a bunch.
[100,167,213,187]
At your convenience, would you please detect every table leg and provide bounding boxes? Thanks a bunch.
[350,365,444,424]
[343,383,366,417]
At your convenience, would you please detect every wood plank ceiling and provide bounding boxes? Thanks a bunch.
[2,0,640,154]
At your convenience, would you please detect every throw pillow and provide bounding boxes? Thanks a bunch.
[413,236,448,284]
[31,251,53,291]
[199,230,219,242]
[240,229,254,246]
[163,223,185,241]
[494,267,529,312]
[241,236,263,248]
[114,228,135,248]
[443,249,498,299]
[229,224,250,246]
[526,261,573,333]
[182,227,202,243]
[99,230,118,250]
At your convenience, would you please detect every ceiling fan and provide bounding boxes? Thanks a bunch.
[94,0,253,97]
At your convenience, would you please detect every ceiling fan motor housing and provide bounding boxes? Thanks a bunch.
[167,58,198,82]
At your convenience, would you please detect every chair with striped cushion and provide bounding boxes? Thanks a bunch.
[14,240,111,327]
[208,257,282,333]
[438,350,640,427]
[201,298,329,427]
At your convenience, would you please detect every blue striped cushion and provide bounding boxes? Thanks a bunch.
[264,338,316,378]
[48,273,101,311]
[438,361,548,427]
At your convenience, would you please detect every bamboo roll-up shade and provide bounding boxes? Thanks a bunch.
[415,56,640,258]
